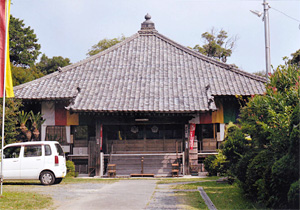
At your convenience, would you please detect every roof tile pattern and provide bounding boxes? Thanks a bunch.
[14,28,266,113]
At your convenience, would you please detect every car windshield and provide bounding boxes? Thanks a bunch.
[55,143,64,156]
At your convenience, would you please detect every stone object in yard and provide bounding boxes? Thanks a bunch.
[216,177,229,183]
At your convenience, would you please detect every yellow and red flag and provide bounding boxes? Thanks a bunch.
[0,0,14,97]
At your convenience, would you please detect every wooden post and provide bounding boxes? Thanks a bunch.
[213,124,216,140]
[182,152,185,176]
[95,121,101,176]
[100,152,104,177]
[176,141,178,160]
[141,157,144,174]
[181,142,183,153]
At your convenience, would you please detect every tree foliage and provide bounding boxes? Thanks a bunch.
[289,49,300,66]
[87,35,126,56]
[17,111,45,141]
[253,70,266,77]
[0,99,23,145]
[222,61,300,209]
[11,65,44,86]
[36,54,71,75]
[9,15,41,67]
[193,28,237,63]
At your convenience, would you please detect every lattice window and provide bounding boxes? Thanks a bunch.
[46,126,67,144]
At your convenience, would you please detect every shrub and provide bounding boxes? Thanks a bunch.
[222,123,250,173]
[234,151,256,190]
[245,150,274,203]
[204,155,217,176]
[204,151,228,176]
[288,180,300,209]
[66,160,75,177]
[222,62,299,208]
[213,151,228,176]
[269,153,299,208]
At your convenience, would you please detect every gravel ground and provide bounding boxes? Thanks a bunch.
[6,182,109,209]
[5,179,206,210]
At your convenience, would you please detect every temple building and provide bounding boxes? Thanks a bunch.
[14,14,266,177]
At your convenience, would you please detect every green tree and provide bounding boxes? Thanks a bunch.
[87,35,126,56]
[193,28,237,63]
[289,49,300,66]
[9,15,41,67]
[36,54,71,75]
[12,65,44,86]
[0,99,23,145]
[223,61,299,208]
[253,70,266,77]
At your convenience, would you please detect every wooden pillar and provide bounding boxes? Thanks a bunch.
[188,123,199,175]
[100,152,104,177]
[95,120,101,176]
[182,152,185,175]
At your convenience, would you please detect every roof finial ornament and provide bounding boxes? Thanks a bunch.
[145,13,151,21]
[140,13,156,32]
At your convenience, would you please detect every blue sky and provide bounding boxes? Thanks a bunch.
[11,0,300,73]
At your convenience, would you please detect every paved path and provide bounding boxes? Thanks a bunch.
[7,179,215,209]
[55,180,157,210]
[145,183,182,210]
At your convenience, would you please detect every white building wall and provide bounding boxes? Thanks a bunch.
[41,101,55,141]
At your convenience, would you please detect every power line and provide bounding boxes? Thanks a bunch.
[271,7,300,23]
[180,0,300,1]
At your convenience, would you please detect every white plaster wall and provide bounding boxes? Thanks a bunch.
[41,101,55,141]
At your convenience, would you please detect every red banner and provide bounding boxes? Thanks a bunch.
[189,123,196,150]
[0,0,13,97]
[100,124,103,150]
[0,0,6,96]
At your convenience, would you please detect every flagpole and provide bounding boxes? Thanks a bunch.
[1,0,9,195]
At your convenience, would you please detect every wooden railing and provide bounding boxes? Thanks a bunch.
[107,139,183,154]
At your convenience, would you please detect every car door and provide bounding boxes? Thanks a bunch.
[21,144,44,179]
[2,146,21,179]
[43,144,54,168]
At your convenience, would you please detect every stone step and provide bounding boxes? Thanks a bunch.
[106,154,180,177]
[115,167,173,171]
[114,165,173,169]
[114,170,173,176]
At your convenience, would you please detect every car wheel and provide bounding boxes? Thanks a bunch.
[40,171,55,185]
[54,178,63,184]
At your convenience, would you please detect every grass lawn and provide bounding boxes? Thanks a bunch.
[61,177,118,184]
[2,177,118,185]
[0,190,52,210]
[157,176,219,184]
[176,191,209,210]
[173,181,264,210]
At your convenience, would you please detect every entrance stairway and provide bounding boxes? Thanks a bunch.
[107,154,180,177]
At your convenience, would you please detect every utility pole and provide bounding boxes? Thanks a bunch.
[251,0,271,78]
[263,0,271,78]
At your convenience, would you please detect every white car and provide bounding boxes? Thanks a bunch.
[0,141,67,185]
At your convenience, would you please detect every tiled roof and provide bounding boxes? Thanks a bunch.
[14,15,266,113]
